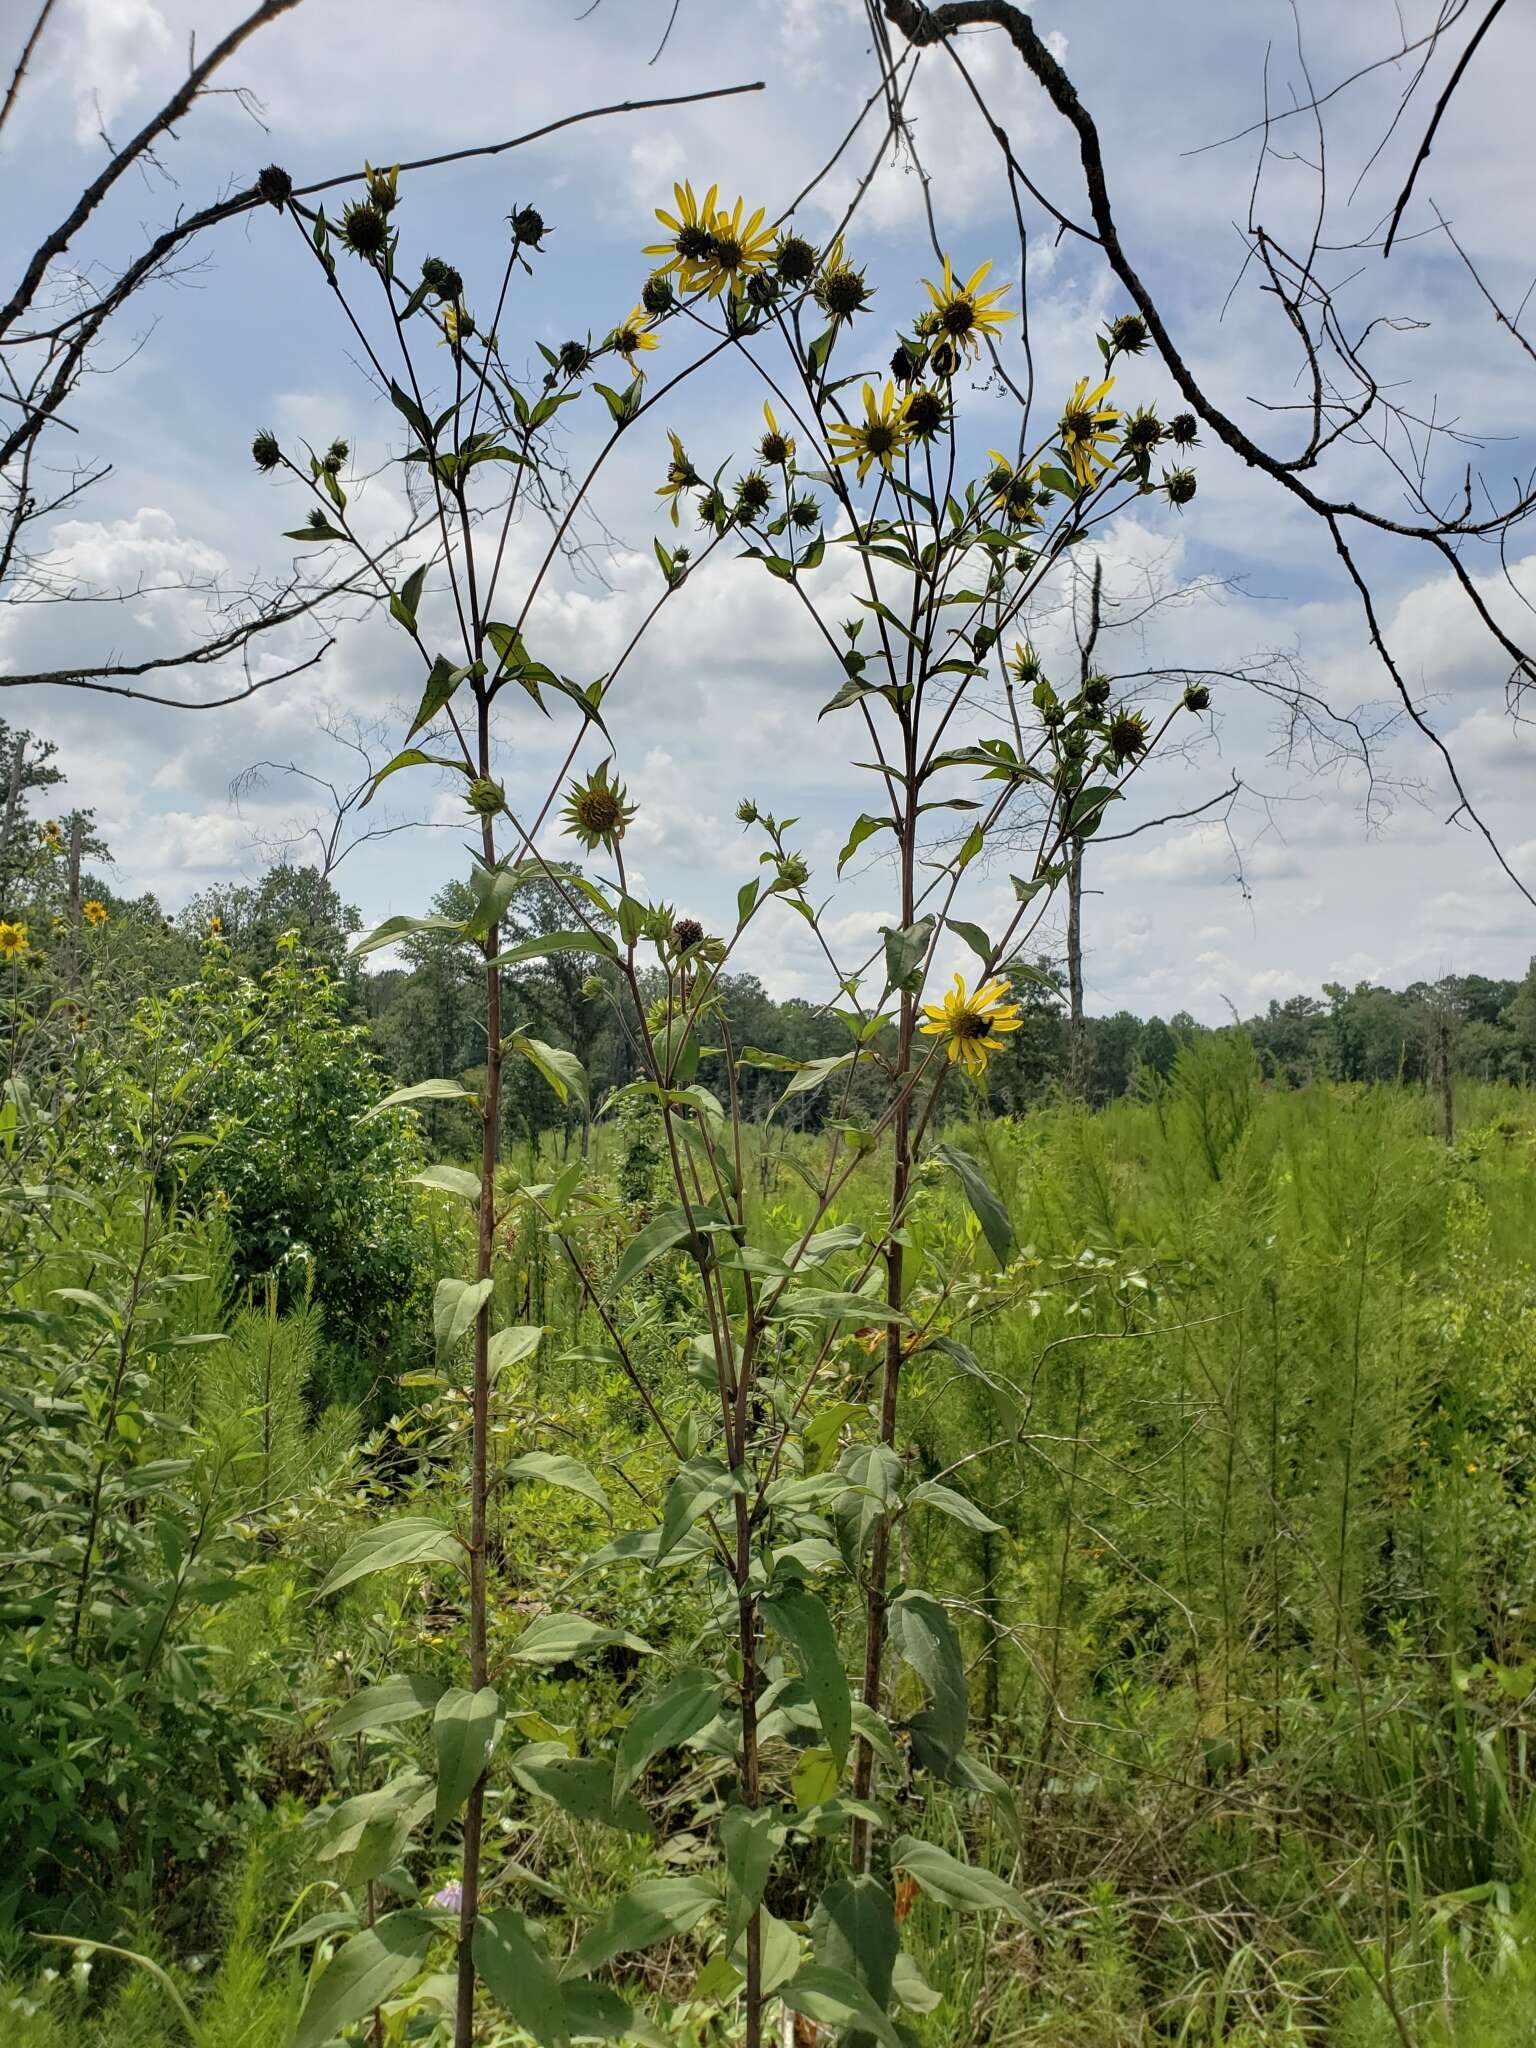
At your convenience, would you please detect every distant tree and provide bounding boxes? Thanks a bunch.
[180,864,361,981]
[1138,1015,1179,1078]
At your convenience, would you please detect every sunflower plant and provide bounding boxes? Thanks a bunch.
[251,151,1199,2048]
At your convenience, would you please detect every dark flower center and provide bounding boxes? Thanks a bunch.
[576,791,622,832]
[822,270,867,316]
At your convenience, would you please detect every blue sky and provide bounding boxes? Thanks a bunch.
[4,0,1535,1019]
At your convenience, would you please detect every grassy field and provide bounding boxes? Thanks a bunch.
[8,1049,1536,2045]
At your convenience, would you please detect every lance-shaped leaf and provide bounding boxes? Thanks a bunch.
[411,1163,482,1203]
[352,912,465,960]
[510,1749,654,1835]
[510,1612,653,1664]
[609,1204,722,1296]
[890,1834,1032,1919]
[408,652,478,740]
[327,1673,446,1741]
[359,1076,475,1124]
[613,1667,725,1799]
[761,1585,851,1760]
[721,1804,779,1943]
[889,1588,967,1770]
[812,1875,898,2014]
[880,915,935,995]
[907,1480,1004,1533]
[931,1142,1015,1268]
[317,1518,463,1598]
[772,1289,909,1326]
[780,1964,903,2048]
[837,812,894,874]
[293,1911,434,2048]
[473,1910,568,2048]
[488,1325,544,1375]
[564,1877,718,1977]
[361,747,467,809]
[507,1451,609,1513]
[434,1684,499,1833]
[488,929,618,968]
[513,1036,589,1113]
[923,1332,1020,1432]
[433,1276,493,1363]
[656,1457,734,1565]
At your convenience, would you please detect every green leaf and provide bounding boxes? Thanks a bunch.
[924,1332,1018,1431]
[511,1613,653,1664]
[907,1480,1003,1533]
[389,378,433,442]
[359,1076,474,1124]
[812,1875,898,2014]
[509,1750,654,1836]
[474,1910,568,2047]
[610,1205,711,1296]
[389,562,427,633]
[566,1878,718,1977]
[889,1834,1031,1918]
[488,1325,544,1375]
[327,1673,447,1741]
[790,1748,840,1810]
[434,1684,499,1833]
[1068,783,1121,838]
[721,1804,779,1944]
[891,1948,943,2012]
[558,1981,632,2038]
[656,1456,734,1565]
[931,1142,1015,1268]
[434,1276,493,1363]
[772,1290,909,1326]
[881,916,935,994]
[761,1586,851,1759]
[507,1452,609,1512]
[888,1589,967,1771]
[317,1519,463,1598]
[294,1911,434,2048]
[837,813,894,874]
[514,1036,589,1113]
[410,1163,483,1203]
[408,653,476,741]
[613,1668,725,1799]
[353,913,464,959]
[360,747,465,809]
[488,929,617,968]
[780,1964,903,2048]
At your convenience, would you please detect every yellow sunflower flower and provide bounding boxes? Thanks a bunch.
[758,403,795,467]
[828,381,912,484]
[1058,375,1121,489]
[919,973,1023,1075]
[656,431,700,525]
[609,307,659,367]
[82,899,109,928]
[644,180,718,286]
[0,920,29,960]
[921,255,1014,358]
[693,193,774,299]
